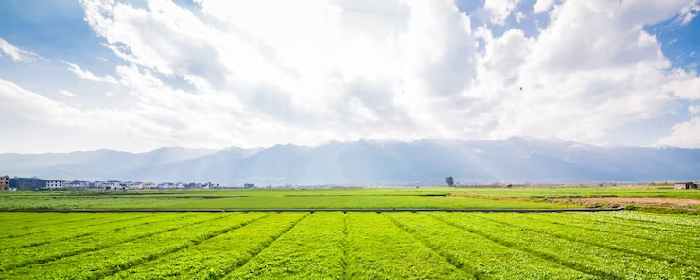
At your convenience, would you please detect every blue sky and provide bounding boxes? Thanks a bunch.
[1,0,699,153]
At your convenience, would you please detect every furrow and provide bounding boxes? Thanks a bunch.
[97,214,269,279]
[387,213,596,280]
[344,213,473,280]
[0,213,214,272]
[223,212,344,280]
[220,213,312,279]
[103,213,307,280]
[430,213,700,280]
[473,213,700,267]
[1,214,240,279]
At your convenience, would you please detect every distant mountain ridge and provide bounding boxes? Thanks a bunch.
[1,138,698,185]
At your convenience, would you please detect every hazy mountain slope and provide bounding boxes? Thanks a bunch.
[117,147,263,181]
[0,147,217,180]
[1,138,698,184]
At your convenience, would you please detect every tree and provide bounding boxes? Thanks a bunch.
[445,176,454,187]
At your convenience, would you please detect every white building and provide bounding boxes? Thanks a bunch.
[130,182,144,190]
[46,180,65,189]
[64,180,91,188]
[97,181,119,189]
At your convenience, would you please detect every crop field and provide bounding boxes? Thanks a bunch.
[3,185,698,199]
[1,211,699,279]
[4,185,698,211]
[0,194,578,210]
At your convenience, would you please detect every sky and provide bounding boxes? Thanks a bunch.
[0,0,699,154]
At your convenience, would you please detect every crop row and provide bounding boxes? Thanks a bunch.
[524,213,700,248]
[431,213,700,279]
[0,213,210,271]
[225,212,344,279]
[473,213,700,267]
[2,212,699,279]
[0,213,108,235]
[385,213,595,279]
[562,212,700,234]
[0,214,157,249]
[104,213,306,280]
[345,213,471,279]
[598,211,700,227]
[0,213,264,279]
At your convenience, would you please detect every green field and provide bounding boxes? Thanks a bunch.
[2,186,697,211]
[1,211,699,279]
[0,195,578,210]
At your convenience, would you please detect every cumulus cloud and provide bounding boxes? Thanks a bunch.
[0,38,42,62]
[533,0,558,13]
[3,0,700,152]
[656,117,700,148]
[483,0,522,25]
[63,61,118,84]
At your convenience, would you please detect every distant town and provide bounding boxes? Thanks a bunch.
[1,175,696,192]
[2,176,226,191]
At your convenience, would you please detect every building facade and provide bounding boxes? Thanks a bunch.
[45,180,65,189]
[675,182,699,189]
[64,180,92,188]
[0,176,9,191]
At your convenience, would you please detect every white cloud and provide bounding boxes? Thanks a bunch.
[533,0,558,13]
[483,0,521,25]
[2,0,700,152]
[656,116,700,148]
[477,0,700,144]
[59,90,77,97]
[63,61,119,84]
[0,38,42,62]
[690,105,700,115]
[677,1,700,25]
[106,92,114,96]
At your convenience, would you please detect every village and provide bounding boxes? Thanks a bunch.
[1,174,697,192]
[0,175,236,191]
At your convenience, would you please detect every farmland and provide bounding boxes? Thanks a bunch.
[2,185,698,211]
[1,211,699,279]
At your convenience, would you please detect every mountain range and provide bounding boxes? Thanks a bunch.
[1,137,698,185]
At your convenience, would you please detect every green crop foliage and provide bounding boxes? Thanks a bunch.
[0,214,155,249]
[598,211,700,227]
[1,211,699,279]
[524,213,700,248]
[430,213,700,279]
[384,213,595,279]
[0,213,261,279]
[0,213,105,234]
[103,213,306,280]
[225,212,344,280]
[0,195,575,210]
[345,212,472,280]
[471,213,700,268]
[0,213,212,271]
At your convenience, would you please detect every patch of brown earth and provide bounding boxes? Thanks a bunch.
[573,197,700,206]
